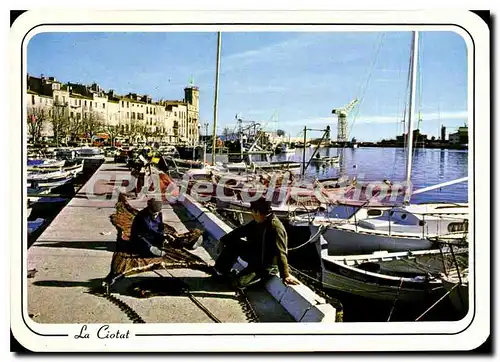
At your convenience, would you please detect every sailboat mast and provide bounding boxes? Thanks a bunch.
[211,31,222,165]
[404,31,419,203]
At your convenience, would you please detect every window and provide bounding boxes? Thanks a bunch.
[84,100,87,106]
[154,108,156,115]
[70,112,74,118]
[367,209,382,217]
[79,99,81,106]
[448,222,468,233]
[103,103,105,108]
[62,96,66,104]
[55,95,59,103]
[122,101,124,107]
[127,112,129,118]
[31,95,35,105]
[90,102,92,109]
[174,112,177,116]
[76,113,81,120]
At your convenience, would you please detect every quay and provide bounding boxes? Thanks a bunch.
[27,161,336,324]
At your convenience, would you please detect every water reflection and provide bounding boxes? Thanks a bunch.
[273,146,468,203]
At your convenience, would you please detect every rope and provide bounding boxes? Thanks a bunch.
[387,278,404,321]
[154,268,222,323]
[288,224,327,251]
[235,289,260,323]
[90,286,146,324]
[347,33,386,141]
[414,282,459,321]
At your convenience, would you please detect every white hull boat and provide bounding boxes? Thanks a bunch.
[311,156,340,165]
[27,169,74,189]
[315,203,468,255]
[75,147,105,168]
[28,161,83,176]
[27,159,66,168]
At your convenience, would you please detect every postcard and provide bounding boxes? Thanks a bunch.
[10,9,490,352]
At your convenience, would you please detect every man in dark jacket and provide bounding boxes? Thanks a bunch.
[130,198,202,257]
[212,197,300,289]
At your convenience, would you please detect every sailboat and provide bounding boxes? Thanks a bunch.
[307,31,470,256]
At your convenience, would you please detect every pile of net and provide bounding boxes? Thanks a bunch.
[104,193,209,289]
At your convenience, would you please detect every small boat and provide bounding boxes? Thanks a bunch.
[27,159,66,168]
[276,143,296,154]
[27,169,74,189]
[441,267,469,316]
[74,147,105,169]
[27,161,84,176]
[163,156,206,170]
[27,186,51,204]
[321,245,468,302]
[310,155,340,165]
[28,218,45,235]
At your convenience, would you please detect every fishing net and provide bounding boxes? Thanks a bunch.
[104,193,208,290]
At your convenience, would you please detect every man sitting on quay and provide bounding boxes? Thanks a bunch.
[211,197,300,289]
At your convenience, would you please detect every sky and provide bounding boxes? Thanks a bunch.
[27,30,468,142]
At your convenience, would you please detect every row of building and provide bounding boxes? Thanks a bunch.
[26,74,200,145]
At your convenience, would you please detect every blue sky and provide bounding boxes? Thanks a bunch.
[27,31,468,142]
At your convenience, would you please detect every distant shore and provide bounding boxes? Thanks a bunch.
[297,144,468,151]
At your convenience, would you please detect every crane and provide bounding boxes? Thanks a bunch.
[332,99,359,143]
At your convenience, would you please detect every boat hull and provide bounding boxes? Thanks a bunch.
[322,257,441,302]
[315,225,435,255]
[443,279,469,316]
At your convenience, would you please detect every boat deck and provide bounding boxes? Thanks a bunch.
[27,161,295,323]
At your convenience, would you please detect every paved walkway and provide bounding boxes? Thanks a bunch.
[27,161,293,323]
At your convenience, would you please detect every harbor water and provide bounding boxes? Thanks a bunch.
[271,147,469,322]
[274,147,469,203]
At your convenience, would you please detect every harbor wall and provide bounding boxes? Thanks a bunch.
[180,193,337,323]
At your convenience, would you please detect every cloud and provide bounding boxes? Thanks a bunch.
[219,33,369,74]
[284,110,469,127]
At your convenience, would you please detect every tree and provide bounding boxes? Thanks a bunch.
[104,124,120,146]
[50,105,71,146]
[27,106,48,143]
[81,110,104,138]
[128,118,147,143]
[276,129,286,137]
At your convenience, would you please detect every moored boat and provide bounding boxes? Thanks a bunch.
[321,246,468,302]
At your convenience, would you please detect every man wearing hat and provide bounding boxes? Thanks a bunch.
[212,196,300,289]
[130,198,202,257]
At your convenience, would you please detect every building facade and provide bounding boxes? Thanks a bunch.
[449,126,468,145]
[26,74,200,145]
